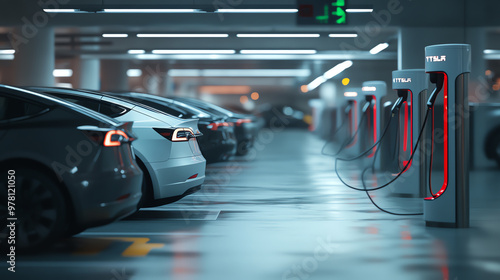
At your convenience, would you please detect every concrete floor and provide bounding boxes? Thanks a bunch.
[3,129,500,280]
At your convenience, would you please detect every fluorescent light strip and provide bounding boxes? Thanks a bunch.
[216,9,298,13]
[43,9,77,13]
[152,50,236,54]
[0,49,15,54]
[362,86,377,92]
[53,69,73,78]
[137,34,228,38]
[346,9,373,13]
[307,76,327,91]
[484,49,498,54]
[128,49,146,54]
[169,69,311,77]
[237,34,320,38]
[55,83,73,88]
[344,92,358,97]
[306,60,353,91]
[102,34,128,38]
[323,60,353,79]
[329,34,358,38]
[240,50,316,54]
[103,9,203,13]
[127,69,143,77]
[370,43,389,54]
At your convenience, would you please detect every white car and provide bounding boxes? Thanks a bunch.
[28,87,206,208]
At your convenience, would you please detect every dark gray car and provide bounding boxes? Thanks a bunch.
[0,85,143,250]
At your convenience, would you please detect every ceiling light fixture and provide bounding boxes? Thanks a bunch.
[127,69,143,77]
[102,34,128,38]
[369,43,389,54]
[240,50,317,54]
[346,9,373,13]
[103,9,203,13]
[306,60,353,91]
[237,34,320,38]
[0,49,15,54]
[168,69,311,77]
[152,50,236,54]
[329,34,358,38]
[53,69,73,77]
[43,9,77,13]
[137,34,229,38]
[216,9,298,13]
[128,49,146,54]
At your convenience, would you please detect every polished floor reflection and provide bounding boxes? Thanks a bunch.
[4,129,500,280]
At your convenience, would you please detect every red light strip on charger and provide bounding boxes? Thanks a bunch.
[346,100,358,148]
[425,72,449,200]
[367,96,377,158]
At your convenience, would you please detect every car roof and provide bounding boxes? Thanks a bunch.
[26,87,183,121]
[2,85,122,127]
[173,97,235,117]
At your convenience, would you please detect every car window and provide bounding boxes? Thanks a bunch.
[48,93,100,111]
[98,101,130,118]
[0,94,48,122]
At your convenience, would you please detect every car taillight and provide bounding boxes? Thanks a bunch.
[207,122,232,131]
[79,126,135,147]
[154,128,197,142]
[104,130,130,147]
[236,119,252,126]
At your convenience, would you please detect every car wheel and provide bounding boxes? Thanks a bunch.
[0,167,68,251]
[236,141,249,156]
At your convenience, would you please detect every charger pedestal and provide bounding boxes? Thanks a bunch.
[424,44,470,228]
[361,81,387,170]
[390,69,427,197]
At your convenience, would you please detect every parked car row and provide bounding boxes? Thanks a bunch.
[0,85,261,250]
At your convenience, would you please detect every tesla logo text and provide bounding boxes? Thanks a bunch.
[393,78,412,83]
[426,55,446,62]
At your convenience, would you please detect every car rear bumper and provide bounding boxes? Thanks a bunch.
[70,165,143,229]
[150,155,206,199]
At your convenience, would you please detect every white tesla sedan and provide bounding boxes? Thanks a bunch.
[28,87,206,208]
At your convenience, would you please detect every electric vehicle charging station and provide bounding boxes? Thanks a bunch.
[361,81,387,170]
[390,69,428,197]
[424,44,471,228]
[341,88,365,155]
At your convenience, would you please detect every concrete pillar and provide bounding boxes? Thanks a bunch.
[11,27,54,86]
[398,27,465,70]
[100,60,129,92]
[72,58,100,90]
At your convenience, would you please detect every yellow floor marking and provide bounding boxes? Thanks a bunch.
[105,237,165,257]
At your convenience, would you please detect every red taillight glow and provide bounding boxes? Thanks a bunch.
[188,174,198,180]
[104,130,129,147]
[207,122,231,131]
[236,118,252,126]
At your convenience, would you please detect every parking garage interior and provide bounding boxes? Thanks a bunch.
[1,0,500,279]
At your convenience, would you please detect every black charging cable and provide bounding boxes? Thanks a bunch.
[322,102,368,157]
[334,76,443,214]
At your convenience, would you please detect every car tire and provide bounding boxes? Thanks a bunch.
[1,167,68,251]
[136,159,154,209]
